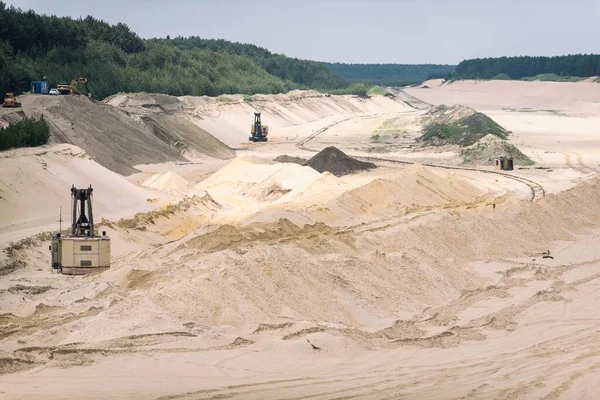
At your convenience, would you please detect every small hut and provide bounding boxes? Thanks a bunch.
[494,157,514,171]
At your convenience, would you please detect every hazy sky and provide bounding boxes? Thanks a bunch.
[6,0,600,64]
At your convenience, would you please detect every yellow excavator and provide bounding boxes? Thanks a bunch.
[2,93,22,108]
[249,112,268,142]
[57,77,92,98]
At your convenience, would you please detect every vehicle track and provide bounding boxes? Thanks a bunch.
[296,116,546,201]
[385,87,432,110]
[525,144,599,174]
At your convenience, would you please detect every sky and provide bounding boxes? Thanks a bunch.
[6,0,600,64]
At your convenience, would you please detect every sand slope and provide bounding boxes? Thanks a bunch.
[45,96,234,175]
[406,79,600,114]
[0,144,156,242]
[106,91,412,147]
[2,174,600,399]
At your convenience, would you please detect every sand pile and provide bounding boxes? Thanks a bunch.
[275,171,351,207]
[142,113,234,160]
[45,96,234,175]
[111,193,221,234]
[91,217,483,333]
[421,104,477,125]
[461,134,534,166]
[273,155,307,165]
[319,164,485,222]
[142,171,190,195]
[50,176,600,337]
[244,181,292,201]
[103,92,185,113]
[304,146,376,176]
[195,157,321,202]
[419,104,509,147]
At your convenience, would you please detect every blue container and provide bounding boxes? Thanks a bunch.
[31,81,49,94]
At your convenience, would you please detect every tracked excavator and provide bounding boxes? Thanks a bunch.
[49,185,110,275]
[57,77,92,98]
[249,112,268,142]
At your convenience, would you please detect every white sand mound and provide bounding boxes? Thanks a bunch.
[275,171,350,206]
[194,156,321,203]
[324,164,484,220]
[142,171,190,194]
[197,157,318,189]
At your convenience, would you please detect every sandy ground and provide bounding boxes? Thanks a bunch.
[406,80,600,173]
[1,83,600,399]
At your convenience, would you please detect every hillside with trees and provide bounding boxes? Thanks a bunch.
[325,63,456,86]
[0,2,348,100]
[454,55,600,80]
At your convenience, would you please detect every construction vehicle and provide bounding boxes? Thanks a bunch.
[249,112,268,142]
[49,185,110,275]
[57,77,92,98]
[2,93,22,108]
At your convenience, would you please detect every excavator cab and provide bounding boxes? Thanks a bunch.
[249,112,268,142]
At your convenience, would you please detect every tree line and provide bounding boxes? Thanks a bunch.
[454,54,600,80]
[0,2,348,100]
[325,63,456,86]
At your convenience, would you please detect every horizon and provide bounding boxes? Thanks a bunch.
[6,0,600,65]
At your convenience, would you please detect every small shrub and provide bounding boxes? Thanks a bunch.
[523,74,585,82]
[367,85,389,96]
[217,96,235,103]
[492,73,511,80]
[0,117,50,151]
[349,83,369,97]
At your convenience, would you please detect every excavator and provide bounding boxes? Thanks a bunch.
[49,185,111,275]
[249,112,268,142]
[57,77,92,98]
[2,93,22,108]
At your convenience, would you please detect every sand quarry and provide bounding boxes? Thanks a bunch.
[1,81,600,399]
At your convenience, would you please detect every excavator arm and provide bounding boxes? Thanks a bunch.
[57,77,92,98]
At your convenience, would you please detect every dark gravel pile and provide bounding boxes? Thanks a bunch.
[304,146,376,176]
